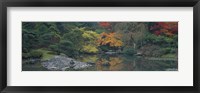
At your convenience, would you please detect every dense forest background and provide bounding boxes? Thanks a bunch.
[22,22,178,60]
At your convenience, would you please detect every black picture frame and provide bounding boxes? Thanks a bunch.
[0,0,199,93]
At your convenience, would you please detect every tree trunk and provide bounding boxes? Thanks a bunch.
[133,43,136,50]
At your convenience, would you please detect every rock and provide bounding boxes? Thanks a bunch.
[70,60,75,65]
[87,62,96,65]
[105,52,117,55]
[49,67,58,70]
[61,67,70,71]
[41,55,92,71]
[135,52,142,56]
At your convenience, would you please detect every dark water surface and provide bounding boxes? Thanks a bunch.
[22,54,178,71]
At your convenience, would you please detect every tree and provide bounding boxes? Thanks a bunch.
[99,22,111,28]
[97,32,123,48]
[34,23,61,47]
[113,22,148,49]
[62,28,84,52]
[81,28,100,53]
[149,22,178,36]
[147,22,178,48]
[22,29,39,52]
[39,32,60,47]
[98,22,113,31]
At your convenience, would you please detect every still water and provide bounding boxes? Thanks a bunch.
[22,54,178,71]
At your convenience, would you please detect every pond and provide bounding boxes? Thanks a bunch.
[22,54,178,71]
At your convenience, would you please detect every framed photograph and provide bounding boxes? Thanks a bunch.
[0,0,199,93]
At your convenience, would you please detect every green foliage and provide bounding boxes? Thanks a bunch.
[37,49,54,61]
[82,45,99,53]
[22,22,36,30]
[162,48,176,54]
[95,29,106,34]
[39,32,60,47]
[123,47,136,55]
[139,44,165,57]
[99,45,110,52]
[81,28,100,53]
[22,53,31,59]
[144,34,177,48]
[49,44,60,54]
[22,22,178,59]
[62,28,84,50]
[22,29,39,52]
[35,23,49,35]
[82,30,99,40]
[161,54,176,58]
[59,40,79,57]
[29,50,43,58]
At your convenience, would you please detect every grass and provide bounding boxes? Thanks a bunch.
[36,49,55,61]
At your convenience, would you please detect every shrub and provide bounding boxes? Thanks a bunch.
[29,50,43,58]
[162,47,176,54]
[139,44,164,57]
[123,47,136,55]
[170,48,176,54]
[49,44,60,54]
[22,53,30,59]
[162,47,171,54]
[82,45,99,54]
[47,51,57,55]
[99,45,110,52]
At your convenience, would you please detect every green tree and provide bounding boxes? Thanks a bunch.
[80,28,100,53]
[22,29,38,52]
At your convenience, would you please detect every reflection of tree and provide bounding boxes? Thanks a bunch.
[120,57,136,71]
[133,58,177,71]
[77,54,178,71]
[96,58,107,71]
[95,56,124,71]
[109,57,122,66]
[80,55,99,62]
[109,57,123,71]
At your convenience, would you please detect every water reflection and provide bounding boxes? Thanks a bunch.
[76,54,178,71]
[22,54,178,71]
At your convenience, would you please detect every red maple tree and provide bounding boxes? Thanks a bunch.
[150,22,178,36]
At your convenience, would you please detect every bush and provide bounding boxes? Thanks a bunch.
[170,48,176,54]
[162,47,171,54]
[162,47,176,54]
[99,45,110,52]
[29,50,43,58]
[123,47,136,55]
[58,40,79,57]
[22,53,30,59]
[82,45,99,54]
[49,44,60,54]
[139,44,164,57]
[47,51,57,55]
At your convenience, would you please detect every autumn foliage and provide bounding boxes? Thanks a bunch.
[99,22,111,28]
[150,22,178,36]
[23,22,178,71]
[97,32,123,47]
